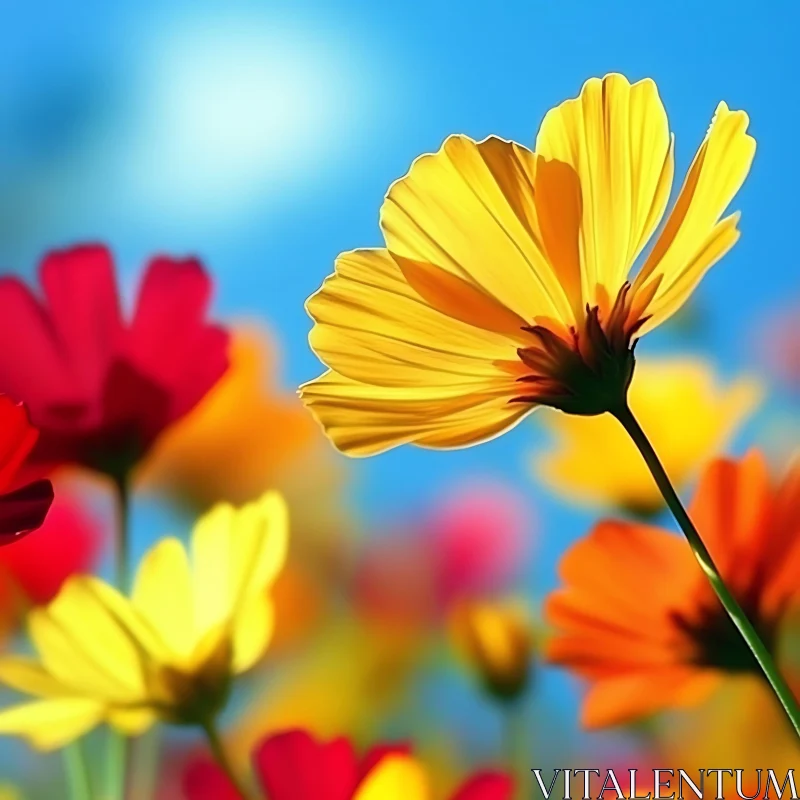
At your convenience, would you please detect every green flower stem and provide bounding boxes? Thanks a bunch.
[105,475,131,800]
[614,402,800,739]
[503,698,531,800]
[201,717,253,800]
[131,725,161,800]
[114,475,131,592]
[63,741,94,800]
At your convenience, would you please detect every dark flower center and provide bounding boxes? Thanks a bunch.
[671,599,777,674]
[511,283,649,416]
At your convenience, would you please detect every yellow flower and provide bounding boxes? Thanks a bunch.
[451,599,533,701]
[355,755,429,800]
[0,492,288,751]
[300,74,755,454]
[533,358,762,514]
[142,327,318,508]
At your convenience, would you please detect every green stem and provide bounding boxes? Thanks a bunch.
[503,699,530,800]
[105,474,131,800]
[201,717,253,800]
[131,725,161,800]
[114,475,130,592]
[614,402,800,739]
[105,729,128,800]
[63,741,94,800]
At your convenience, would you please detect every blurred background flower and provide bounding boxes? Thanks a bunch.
[532,358,761,516]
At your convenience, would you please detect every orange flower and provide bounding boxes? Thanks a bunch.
[142,326,317,508]
[545,451,800,729]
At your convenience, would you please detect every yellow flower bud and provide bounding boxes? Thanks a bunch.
[452,599,533,702]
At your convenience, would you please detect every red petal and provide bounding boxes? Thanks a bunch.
[102,360,171,446]
[0,480,54,542]
[254,730,359,800]
[0,483,102,603]
[125,257,229,424]
[183,759,242,800]
[0,398,39,490]
[0,278,72,421]
[40,245,123,397]
[451,772,515,800]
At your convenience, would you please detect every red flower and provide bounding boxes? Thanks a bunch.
[183,729,512,800]
[0,479,102,615]
[0,244,229,479]
[0,396,53,542]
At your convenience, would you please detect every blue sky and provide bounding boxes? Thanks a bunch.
[0,0,797,586]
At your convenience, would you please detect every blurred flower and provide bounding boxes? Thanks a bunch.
[451,599,533,702]
[0,787,20,800]
[184,728,408,800]
[0,492,287,750]
[355,483,530,631]
[0,475,102,635]
[0,244,229,481]
[230,621,419,762]
[533,358,761,514]
[545,451,800,728]
[141,325,316,509]
[664,677,800,775]
[758,300,800,392]
[185,728,512,800]
[0,396,52,541]
[301,73,754,454]
[425,484,530,607]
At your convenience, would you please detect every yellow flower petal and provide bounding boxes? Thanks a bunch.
[27,579,147,702]
[0,698,104,751]
[133,537,195,661]
[536,73,674,302]
[307,248,520,388]
[533,358,762,511]
[380,135,576,324]
[0,657,66,698]
[107,706,158,736]
[192,492,288,640]
[301,370,534,456]
[231,596,275,674]
[353,755,430,800]
[634,101,756,330]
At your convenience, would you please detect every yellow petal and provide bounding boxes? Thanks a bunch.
[301,369,534,456]
[353,755,430,800]
[107,706,158,736]
[536,73,674,301]
[307,248,521,388]
[132,537,195,661]
[0,698,104,751]
[28,578,148,702]
[192,493,288,641]
[231,596,275,674]
[634,101,755,329]
[0,657,66,698]
[380,135,577,325]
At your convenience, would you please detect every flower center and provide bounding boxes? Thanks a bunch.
[671,599,777,674]
[513,284,645,415]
